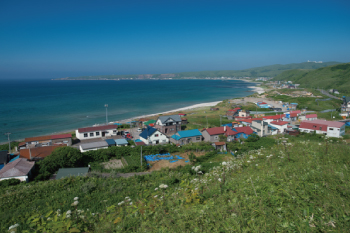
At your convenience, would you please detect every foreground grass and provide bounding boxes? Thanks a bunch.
[2,136,350,232]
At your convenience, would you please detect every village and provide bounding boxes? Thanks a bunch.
[1,87,350,183]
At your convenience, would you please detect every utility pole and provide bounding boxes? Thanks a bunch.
[141,146,143,169]
[4,132,11,153]
[206,116,208,128]
[220,115,222,126]
[105,104,108,125]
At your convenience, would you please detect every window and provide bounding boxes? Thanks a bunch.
[329,128,333,131]
[196,137,201,140]
[155,134,159,137]
[90,132,94,137]
[113,130,117,133]
[84,133,88,138]
[96,132,100,136]
[214,136,218,139]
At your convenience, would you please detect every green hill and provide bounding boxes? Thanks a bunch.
[60,61,340,80]
[272,63,350,93]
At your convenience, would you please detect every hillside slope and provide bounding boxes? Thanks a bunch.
[272,63,350,93]
[61,61,339,80]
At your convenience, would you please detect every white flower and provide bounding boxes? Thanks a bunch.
[66,214,71,218]
[9,224,19,230]
[222,162,227,166]
[79,215,85,219]
[57,209,61,212]
[198,171,203,174]
[154,195,158,198]
[159,184,168,189]
[155,188,158,191]
[218,178,222,182]
[256,164,258,166]
[74,197,79,201]
[47,217,51,220]
[72,201,79,206]
[247,160,251,163]
[66,210,72,215]
[118,201,124,205]
[130,202,133,205]
[125,197,130,199]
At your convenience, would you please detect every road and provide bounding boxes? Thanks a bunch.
[317,89,341,100]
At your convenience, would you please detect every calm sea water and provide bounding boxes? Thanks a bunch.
[0,79,254,143]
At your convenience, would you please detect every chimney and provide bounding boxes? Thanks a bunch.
[29,148,32,160]
[224,126,226,132]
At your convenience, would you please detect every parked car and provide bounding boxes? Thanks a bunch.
[137,128,142,132]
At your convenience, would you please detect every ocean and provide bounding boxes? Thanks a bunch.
[0,79,255,143]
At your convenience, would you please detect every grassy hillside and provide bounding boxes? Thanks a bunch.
[273,63,350,93]
[62,61,340,80]
[2,135,350,232]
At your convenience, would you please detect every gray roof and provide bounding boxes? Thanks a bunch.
[0,158,35,178]
[115,139,128,145]
[158,115,182,124]
[56,167,89,179]
[80,141,108,150]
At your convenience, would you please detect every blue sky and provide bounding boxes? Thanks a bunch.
[0,0,349,79]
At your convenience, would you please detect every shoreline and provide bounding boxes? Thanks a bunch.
[1,84,260,145]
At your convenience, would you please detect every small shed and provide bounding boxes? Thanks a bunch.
[115,139,128,147]
[105,139,116,147]
[213,142,226,151]
[56,167,90,179]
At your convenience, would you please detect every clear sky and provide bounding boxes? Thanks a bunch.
[0,0,349,79]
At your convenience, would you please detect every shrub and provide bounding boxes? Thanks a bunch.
[0,178,21,188]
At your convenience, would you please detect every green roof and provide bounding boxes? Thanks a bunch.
[56,167,89,179]
[144,119,156,125]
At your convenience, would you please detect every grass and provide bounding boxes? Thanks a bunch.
[2,135,350,232]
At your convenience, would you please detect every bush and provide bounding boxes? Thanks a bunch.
[0,178,21,188]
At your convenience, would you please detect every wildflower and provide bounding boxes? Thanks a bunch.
[66,214,71,218]
[80,215,85,219]
[130,202,133,205]
[74,197,79,201]
[154,195,158,198]
[66,210,72,215]
[71,201,79,206]
[218,178,222,182]
[247,160,251,163]
[155,188,158,191]
[256,164,258,166]
[198,171,203,174]
[125,197,130,199]
[9,223,19,230]
[159,184,168,189]
[118,201,124,205]
[47,217,51,220]
[222,162,227,166]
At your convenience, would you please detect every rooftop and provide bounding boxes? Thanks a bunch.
[80,141,108,150]
[0,158,35,178]
[20,145,65,160]
[78,125,117,133]
[56,167,89,179]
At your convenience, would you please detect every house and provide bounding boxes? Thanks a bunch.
[178,113,186,117]
[22,133,72,148]
[56,167,90,179]
[210,107,219,111]
[154,115,182,134]
[226,108,241,120]
[105,139,116,147]
[238,110,249,117]
[234,116,252,121]
[268,125,279,135]
[20,145,65,160]
[139,126,169,145]
[256,102,270,108]
[181,118,188,125]
[262,114,284,123]
[342,97,350,112]
[231,126,254,139]
[76,125,118,140]
[0,158,35,182]
[250,120,270,137]
[170,129,203,145]
[213,142,226,151]
[305,114,318,121]
[202,126,236,142]
[79,141,109,152]
[269,121,289,133]
[239,118,263,126]
[299,120,345,138]
[283,113,298,121]
[0,150,9,171]
[289,110,301,115]
[115,139,128,147]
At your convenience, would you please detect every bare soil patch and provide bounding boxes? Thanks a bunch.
[102,159,124,169]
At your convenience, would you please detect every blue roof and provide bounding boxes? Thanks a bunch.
[222,123,233,127]
[134,139,142,142]
[114,123,122,125]
[9,155,19,163]
[105,139,116,146]
[0,164,4,170]
[171,135,181,140]
[139,126,157,139]
[268,125,278,130]
[115,139,128,145]
[174,129,202,139]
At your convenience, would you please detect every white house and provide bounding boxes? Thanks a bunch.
[139,126,169,145]
[269,121,289,133]
[0,158,35,182]
[79,141,109,152]
[299,120,345,138]
[299,114,317,121]
[76,125,118,140]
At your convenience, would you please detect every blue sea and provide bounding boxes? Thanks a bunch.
[0,79,254,143]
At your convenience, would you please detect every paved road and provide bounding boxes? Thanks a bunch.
[318,89,341,100]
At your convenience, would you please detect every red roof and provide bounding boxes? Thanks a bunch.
[149,123,155,127]
[300,120,344,130]
[239,118,263,124]
[51,134,72,139]
[263,115,283,120]
[259,102,267,104]
[20,145,65,159]
[205,127,236,136]
[234,116,252,120]
[135,141,146,146]
[270,121,289,125]
[178,113,186,116]
[306,114,317,118]
[214,142,226,146]
[78,125,118,133]
[233,126,254,135]
[227,109,237,112]
[290,110,301,114]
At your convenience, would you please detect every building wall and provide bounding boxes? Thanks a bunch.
[0,175,28,182]
[154,124,180,134]
[140,131,169,145]
[79,146,108,153]
[170,135,203,145]
[76,129,117,140]
[327,125,345,138]
[202,130,220,142]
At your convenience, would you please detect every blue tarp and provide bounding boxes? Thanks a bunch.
[114,123,122,125]
[134,139,142,142]
[144,153,186,162]
[346,122,350,126]
[221,123,233,127]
